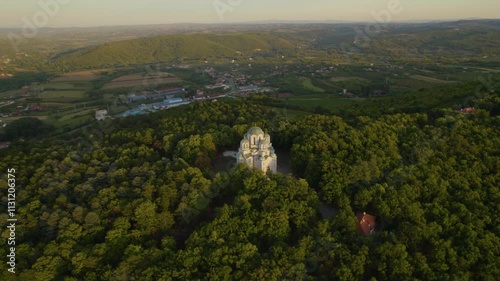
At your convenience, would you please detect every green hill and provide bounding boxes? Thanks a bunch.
[311,20,500,63]
[53,33,296,68]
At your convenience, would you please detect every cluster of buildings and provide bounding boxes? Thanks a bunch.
[205,84,231,90]
[127,87,186,103]
[193,92,227,101]
[24,105,43,111]
[202,67,273,91]
[156,97,191,109]
[202,67,279,96]
[0,100,43,123]
[116,97,191,118]
[237,85,278,96]
[337,89,358,98]
[113,82,235,119]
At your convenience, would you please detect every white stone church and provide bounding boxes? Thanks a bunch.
[237,127,278,173]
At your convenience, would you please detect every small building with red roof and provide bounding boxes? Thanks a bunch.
[356,212,376,236]
[458,107,476,114]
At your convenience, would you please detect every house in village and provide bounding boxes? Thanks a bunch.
[95,109,109,121]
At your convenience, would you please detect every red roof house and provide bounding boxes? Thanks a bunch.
[356,212,376,236]
[458,107,476,114]
[29,105,43,111]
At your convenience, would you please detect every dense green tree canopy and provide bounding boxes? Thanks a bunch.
[3,117,52,141]
[0,97,498,280]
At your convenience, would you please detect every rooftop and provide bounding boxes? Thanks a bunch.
[356,212,376,236]
[248,126,264,136]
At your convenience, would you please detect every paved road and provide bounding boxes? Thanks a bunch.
[223,151,238,158]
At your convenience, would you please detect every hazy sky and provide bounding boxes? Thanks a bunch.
[1,0,499,27]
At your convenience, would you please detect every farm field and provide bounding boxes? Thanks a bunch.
[39,91,87,102]
[103,76,183,89]
[470,67,500,73]
[29,77,95,104]
[298,77,325,93]
[330,76,369,82]
[0,115,49,123]
[392,78,437,90]
[52,75,101,82]
[57,108,99,120]
[49,114,95,130]
[111,72,175,82]
[52,69,111,80]
[410,75,457,84]
[38,81,92,90]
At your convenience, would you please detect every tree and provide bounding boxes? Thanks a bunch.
[4,117,52,140]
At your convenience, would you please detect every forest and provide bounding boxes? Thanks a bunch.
[0,84,499,280]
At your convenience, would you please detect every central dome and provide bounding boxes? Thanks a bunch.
[248,127,264,136]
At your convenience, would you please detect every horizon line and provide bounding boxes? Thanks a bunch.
[0,18,498,29]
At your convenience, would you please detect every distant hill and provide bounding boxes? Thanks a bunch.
[7,20,500,70]
[312,20,500,63]
[53,33,296,68]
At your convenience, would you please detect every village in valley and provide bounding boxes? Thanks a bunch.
[2,50,485,140]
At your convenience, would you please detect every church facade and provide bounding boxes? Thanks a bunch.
[237,127,278,173]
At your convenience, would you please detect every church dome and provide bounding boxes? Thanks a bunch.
[248,127,264,136]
